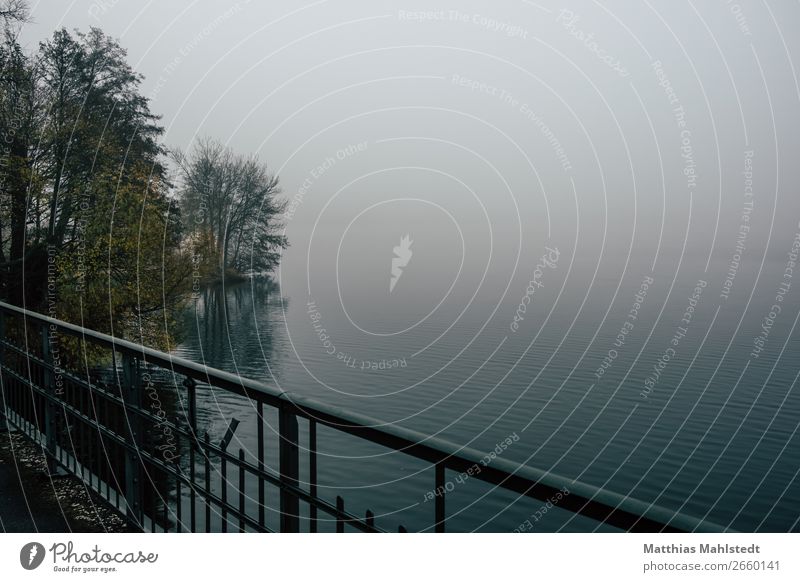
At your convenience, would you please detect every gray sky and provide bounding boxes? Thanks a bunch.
[19,1,800,310]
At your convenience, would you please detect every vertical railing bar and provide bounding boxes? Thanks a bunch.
[103,390,111,493]
[151,485,156,533]
[40,322,58,475]
[238,449,245,533]
[74,386,79,477]
[435,462,445,533]
[95,385,103,493]
[256,400,265,529]
[87,386,93,482]
[176,465,183,533]
[309,419,317,533]
[37,340,43,444]
[278,405,299,533]
[366,509,374,530]
[72,383,79,476]
[221,453,228,533]
[0,311,7,434]
[105,390,111,499]
[94,394,102,493]
[94,379,100,490]
[87,384,93,488]
[105,431,110,500]
[87,388,93,487]
[336,495,345,533]
[121,353,142,529]
[71,406,76,475]
[24,342,32,447]
[79,385,85,480]
[163,489,169,533]
[204,432,211,533]
[109,346,119,514]
[189,454,196,532]
[186,377,197,533]
[26,326,32,439]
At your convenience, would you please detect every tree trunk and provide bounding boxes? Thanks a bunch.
[8,137,28,305]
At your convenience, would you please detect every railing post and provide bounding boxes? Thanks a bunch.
[0,311,8,433]
[184,376,197,533]
[40,322,61,475]
[279,405,300,532]
[435,462,446,533]
[121,352,143,528]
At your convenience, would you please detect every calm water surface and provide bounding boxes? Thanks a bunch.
[172,252,800,532]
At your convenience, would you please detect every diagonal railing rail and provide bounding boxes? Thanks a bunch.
[0,300,729,533]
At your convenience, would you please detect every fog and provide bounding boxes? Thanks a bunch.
[20,1,800,308]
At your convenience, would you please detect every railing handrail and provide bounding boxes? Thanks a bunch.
[0,300,731,533]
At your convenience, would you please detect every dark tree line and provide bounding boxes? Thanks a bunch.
[0,1,287,347]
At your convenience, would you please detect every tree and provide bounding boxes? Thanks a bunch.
[37,27,165,254]
[173,139,287,281]
[0,0,28,27]
[0,24,191,348]
[0,26,39,304]
[0,20,285,348]
[54,164,191,350]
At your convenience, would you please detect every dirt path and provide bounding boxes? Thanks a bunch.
[0,430,132,533]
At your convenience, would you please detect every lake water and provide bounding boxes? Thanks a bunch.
[173,250,800,532]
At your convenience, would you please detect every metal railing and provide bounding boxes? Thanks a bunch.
[0,300,729,533]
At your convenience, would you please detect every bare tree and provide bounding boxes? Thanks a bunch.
[0,0,29,27]
[173,139,287,279]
